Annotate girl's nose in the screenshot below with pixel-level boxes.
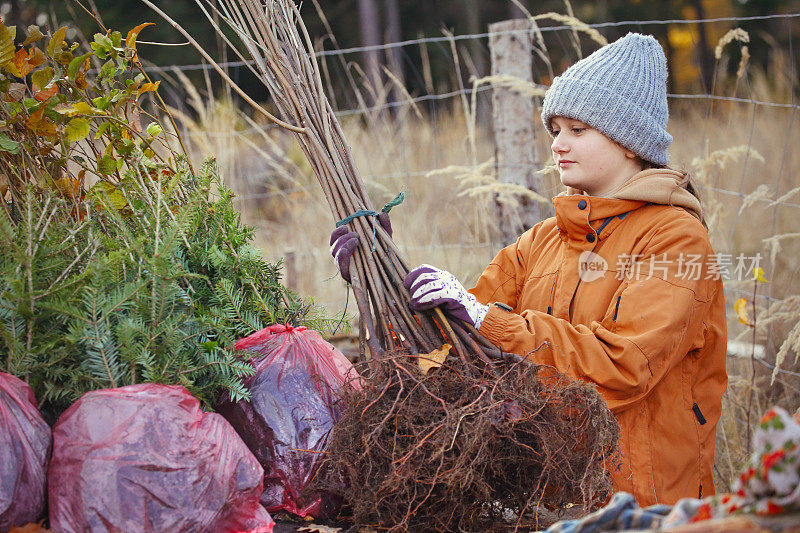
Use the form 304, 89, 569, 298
551, 134, 568, 153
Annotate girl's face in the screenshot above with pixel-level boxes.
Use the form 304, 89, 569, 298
550, 116, 642, 197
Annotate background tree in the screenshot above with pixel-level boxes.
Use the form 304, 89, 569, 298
358, 0, 382, 103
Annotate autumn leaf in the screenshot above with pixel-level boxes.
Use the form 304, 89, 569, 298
65, 117, 91, 142
55, 101, 103, 117
146, 122, 162, 137
735, 298, 752, 326
47, 26, 67, 58
53, 176, 82, 198
22, 25, 44, 46
34, 84, 57, 101
126, 22, 154, 50
753, 267, 768, 283
9, 48, 33, 77
97, 154, 118, 175
0, 24, 15, 68
25, 107, 57, 137
5, 82, 25, 101
31, 66, 54, 89
67, 53, 90, 80
90, 180, 127, 210
419, 344, 451, 374
5, 47, 44, 78
136, 81, 160, 98
28, 48, 46, 68
75, 70, 88, 90
94, 122, 111, 139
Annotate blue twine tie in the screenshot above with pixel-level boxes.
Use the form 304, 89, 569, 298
335, 192, 404, 252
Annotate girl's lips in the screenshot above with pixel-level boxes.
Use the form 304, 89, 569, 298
558, 160, 575, 167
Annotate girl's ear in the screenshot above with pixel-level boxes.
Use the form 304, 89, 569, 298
624, 149, 638, 160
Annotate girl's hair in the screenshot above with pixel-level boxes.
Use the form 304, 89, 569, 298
643, 161, 707, 229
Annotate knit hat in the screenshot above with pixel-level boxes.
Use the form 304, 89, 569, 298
541, 32, 672, 166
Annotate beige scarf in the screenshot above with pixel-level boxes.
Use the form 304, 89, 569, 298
561, 168, 703, 222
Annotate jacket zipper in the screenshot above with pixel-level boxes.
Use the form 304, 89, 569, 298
568, 212, 631, 322
692, 402, 707, 425
568, 240, 599, 322
547, 272, 558, 315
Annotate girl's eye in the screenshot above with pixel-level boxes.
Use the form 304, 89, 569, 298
572, 127, 585, 134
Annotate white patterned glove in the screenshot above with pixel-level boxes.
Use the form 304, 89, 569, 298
403, 264, 489, 329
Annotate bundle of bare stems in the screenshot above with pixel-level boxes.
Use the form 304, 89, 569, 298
137, 3, 623, 526
141, 0, 517, 367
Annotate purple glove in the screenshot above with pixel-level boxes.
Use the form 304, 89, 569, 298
403, 264, 489, 328
329, 213, 392, 283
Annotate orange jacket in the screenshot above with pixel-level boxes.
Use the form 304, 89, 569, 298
470, 170, 727, 506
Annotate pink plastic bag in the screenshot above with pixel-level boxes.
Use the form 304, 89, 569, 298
218, 324, 359, 518
0, 372, 51, 530
48, 383, 274, 533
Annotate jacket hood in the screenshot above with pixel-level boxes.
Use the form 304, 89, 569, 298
560, 168, 703, 222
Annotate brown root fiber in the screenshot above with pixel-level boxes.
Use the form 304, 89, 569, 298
316, 353, 621, 532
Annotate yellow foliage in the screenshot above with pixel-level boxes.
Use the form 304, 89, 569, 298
418, 344, 450, 374
126, 22, 154, 50
0, 23, 15, 68
734, 298, 751, 326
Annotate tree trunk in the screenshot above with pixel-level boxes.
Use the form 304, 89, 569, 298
464, 0, 485, 78
690, 0, 715, 92
358, 0, 383, 102
384, 0, 405, 97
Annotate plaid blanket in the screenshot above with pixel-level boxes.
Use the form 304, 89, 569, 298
544, 492, 671, 532
545, 406, 800, 532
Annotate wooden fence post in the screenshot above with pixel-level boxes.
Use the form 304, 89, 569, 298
284, 251, 297, 292
489, 19, 548, 246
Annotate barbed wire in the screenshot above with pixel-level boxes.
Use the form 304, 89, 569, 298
180, 85, 800, 139
140, 12, 800, 73
755, 357, 800, 378
227, 162, 800, 210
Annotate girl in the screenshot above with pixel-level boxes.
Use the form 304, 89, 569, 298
332, 33, 727, 506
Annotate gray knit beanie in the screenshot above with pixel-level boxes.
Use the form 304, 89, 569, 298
541, 32, 672, 166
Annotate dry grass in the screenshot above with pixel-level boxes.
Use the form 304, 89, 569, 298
163, 24, 800, 498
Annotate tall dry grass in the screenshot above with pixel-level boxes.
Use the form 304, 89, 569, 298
164, 23, 800, 495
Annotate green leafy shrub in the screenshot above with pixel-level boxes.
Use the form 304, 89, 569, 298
0, 160, 324, 415
0, 23, 332, 415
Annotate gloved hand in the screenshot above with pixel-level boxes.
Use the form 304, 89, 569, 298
329, 213, 392, 283
403, 264, 489, 329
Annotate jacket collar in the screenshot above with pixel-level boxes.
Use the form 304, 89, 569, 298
553, 196, 645, 242
558, 168, 703, 222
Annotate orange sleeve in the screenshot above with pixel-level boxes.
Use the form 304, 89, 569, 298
468, 225, 539, 308
476, 219, 723, 413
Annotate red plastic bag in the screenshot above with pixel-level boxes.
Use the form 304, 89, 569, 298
48, 384, 274, 533
217, 324, 360, 518
0, 372, 50, 530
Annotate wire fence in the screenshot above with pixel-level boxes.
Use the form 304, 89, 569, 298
151, 11, 800, 377
140, 13, 800, 73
